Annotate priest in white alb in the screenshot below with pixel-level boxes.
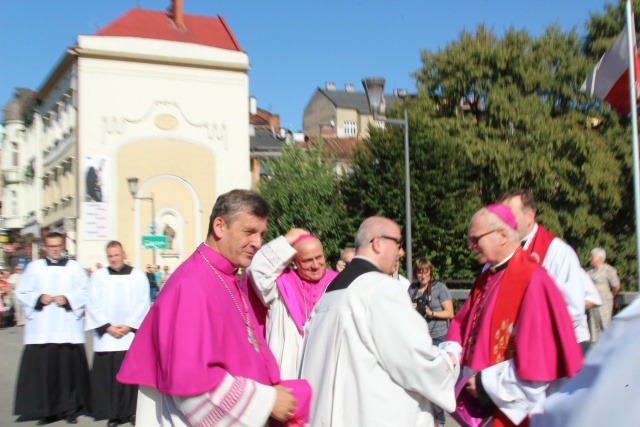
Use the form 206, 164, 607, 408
85, 241, 150, 427
299, 216, 456, 427
14, 232, 91, 425
246, 229, 337, 378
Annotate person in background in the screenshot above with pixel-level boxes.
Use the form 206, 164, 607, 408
8, 264, 25, 326
499, 189, 591, 354
159, 266, 171, 291
86, 241, 149, 427
145, 265, 158, 303
0, 269, 13, 328
586, 247, 621, 341
153, 265, 162, 287
14, 232, 91, 425
335, 247, 355, 273
408, 257, 453, 427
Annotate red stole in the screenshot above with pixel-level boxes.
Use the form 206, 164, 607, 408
467, 249, 539, 427
525, 225, 556, 265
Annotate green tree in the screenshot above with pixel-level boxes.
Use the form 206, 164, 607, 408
258, 141, 352, 265
343, 18, 635, 283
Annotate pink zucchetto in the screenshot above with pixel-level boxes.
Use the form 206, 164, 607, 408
485, 203, 518, 231
292, 233, 317, 246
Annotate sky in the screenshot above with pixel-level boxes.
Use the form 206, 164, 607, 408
0, 0, 614, 131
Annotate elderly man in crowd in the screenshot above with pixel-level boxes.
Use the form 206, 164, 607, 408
299, 216, 456, 426
246, 229, 337, 378
335, 247, 355, 272
442, 204, 582, 427
117, 189, 308, 426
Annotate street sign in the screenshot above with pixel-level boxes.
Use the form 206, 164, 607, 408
141, 235, 167, 249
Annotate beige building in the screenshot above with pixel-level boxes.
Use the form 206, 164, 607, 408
1, 2, 254, 270
302, 82, 406, 139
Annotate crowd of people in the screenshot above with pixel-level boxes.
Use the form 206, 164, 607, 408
5, 187, 633, 427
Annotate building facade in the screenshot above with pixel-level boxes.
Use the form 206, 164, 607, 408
1, 3, 253, 270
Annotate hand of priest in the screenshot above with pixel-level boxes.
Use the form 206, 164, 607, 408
284, 228, 310, 246
39, 294, 54, 305
447, 352, 458, 367
107, 325, 124, 339
271, 385, 297, 422
115, 325, 132, 335
53, 295, 68, 306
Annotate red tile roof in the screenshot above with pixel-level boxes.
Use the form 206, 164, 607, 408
95, 8, 242, 51
306, 136, 361, 160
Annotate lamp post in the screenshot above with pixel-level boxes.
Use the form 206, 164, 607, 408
362, 77, 412, 280
126, 177, 156, 264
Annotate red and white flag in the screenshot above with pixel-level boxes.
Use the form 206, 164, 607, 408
581, 23, 640, 115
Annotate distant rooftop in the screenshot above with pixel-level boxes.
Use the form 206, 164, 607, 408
318, 88, 400, 114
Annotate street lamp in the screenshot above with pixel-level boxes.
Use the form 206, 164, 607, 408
126, 177, 156, 264
362, 77, 412, 280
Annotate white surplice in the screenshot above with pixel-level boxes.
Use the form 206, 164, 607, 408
246, 236, 303, 378
532, 296, 640, 427
16, 258, 88, 344
85, 267, 150, 352
523, 224, 590, 343
299, 268, 456, 427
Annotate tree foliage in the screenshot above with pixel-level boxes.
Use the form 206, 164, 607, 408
257, 141, 352, 266
262, 0, 640, 285
343, 4, 637, 284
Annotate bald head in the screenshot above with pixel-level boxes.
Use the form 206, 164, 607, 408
355, 216, 405, 275
293, 236, 327, 282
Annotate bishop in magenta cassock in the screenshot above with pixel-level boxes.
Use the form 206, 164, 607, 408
117, 190, 310, 427
441, 204, 583, 427
245, 229, 337, 378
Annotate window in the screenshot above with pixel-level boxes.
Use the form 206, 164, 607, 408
344, 121, 357, 136
11, 143, 18, 166
11, 191, 17, 216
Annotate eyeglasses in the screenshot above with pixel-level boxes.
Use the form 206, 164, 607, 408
370, 235, 403, 248
468, 229, 498, 246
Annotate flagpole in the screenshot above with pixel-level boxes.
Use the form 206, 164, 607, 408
625, 0, 640, 291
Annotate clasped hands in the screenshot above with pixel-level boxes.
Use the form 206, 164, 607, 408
106, 325, 132, 339
39, 294, 68, 306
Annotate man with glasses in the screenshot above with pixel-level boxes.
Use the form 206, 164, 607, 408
245, 228, 338, 378
14, 232, 91, 425
299, 216, 456, 427
441, 204, 582, 427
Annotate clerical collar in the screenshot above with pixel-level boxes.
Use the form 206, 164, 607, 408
108, 265, 134, 275
46, 257, 69, 267
489, 250, 517, 273
521, 223, 539, 249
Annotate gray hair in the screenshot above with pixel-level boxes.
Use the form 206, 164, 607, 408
591, 247, 606, 262
208, 189, 269, 237
476, 208, 520, 243
340, 247, 356, 260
